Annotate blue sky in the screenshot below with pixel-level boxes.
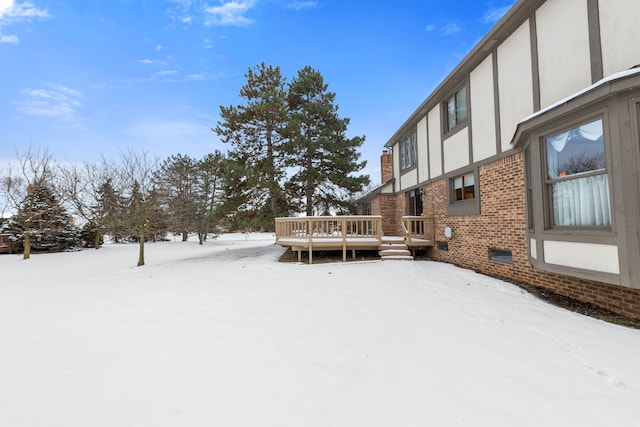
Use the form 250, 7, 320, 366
1, 0, 514, 184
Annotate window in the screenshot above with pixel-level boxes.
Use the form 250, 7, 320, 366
452, 172, 475, 201
400, 130, 417, 170
447, 169, 480, 216
446, 86, 468, 132
544, 118, 610, 227
437, 241, 449, 251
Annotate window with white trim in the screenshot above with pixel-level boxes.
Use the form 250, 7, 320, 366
544, 117, 610, 227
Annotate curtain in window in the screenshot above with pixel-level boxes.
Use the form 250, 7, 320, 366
551, 174, 610, 226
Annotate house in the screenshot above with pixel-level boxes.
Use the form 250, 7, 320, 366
356, 0, 640, 320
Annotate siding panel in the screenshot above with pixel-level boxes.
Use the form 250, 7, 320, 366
428, 107, 442, 178
536, 0, 591, 108
497, 21, 534, 151
599, 0, 640, 76
470, 54, 497, 162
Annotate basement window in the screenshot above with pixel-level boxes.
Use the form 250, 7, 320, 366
489, 248, 513, 264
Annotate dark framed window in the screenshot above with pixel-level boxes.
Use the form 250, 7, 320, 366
447, 169, 480, 216
445, 86, 468, 132
399, 130, 417, 170
543, 117, 610, 228
452, 172, 475, 201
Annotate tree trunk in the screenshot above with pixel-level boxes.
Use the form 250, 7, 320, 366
182, 231, 188, 241
137, 234, 145, 266
305, 152, 314, 216
23, 231, 31, 260
94, 230, 101, 250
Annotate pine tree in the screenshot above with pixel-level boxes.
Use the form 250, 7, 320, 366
214, 62, 291, 229
196, 151, 225, 243
155, 154, 200, 241
286, 66, 370, 215
12, 185, 81, 253
98, 177, 127, 243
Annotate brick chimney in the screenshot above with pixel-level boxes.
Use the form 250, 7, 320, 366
381, 150, 393, 183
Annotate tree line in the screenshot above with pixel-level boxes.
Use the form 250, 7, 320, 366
0, 148, 227, 266
0, 63, 370, 265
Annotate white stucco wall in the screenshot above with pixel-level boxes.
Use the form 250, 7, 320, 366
470, 54, 497, 163
443, 128, 470, 173
428, 107, 442, 178
497, 21, 534, 152
400, 168, 418, 191
599, 0, 640, 76
536, 0, 591, 108
543, 240, 620, 275
417, 116, 429, 183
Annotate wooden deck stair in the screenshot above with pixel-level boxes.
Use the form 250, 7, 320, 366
379, 236, 413, 261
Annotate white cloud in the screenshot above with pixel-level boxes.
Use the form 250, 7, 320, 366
137, 58, 167, 66
482, 3, 514, 24
15, 83, 84, 123
0, 0, 50, 43
0, 33, 17, 42
441, 22, 461, 35
156, 69, 178, 76
287, 1, 318, 10
204, 0, 255, 26
425, 24, 436, 32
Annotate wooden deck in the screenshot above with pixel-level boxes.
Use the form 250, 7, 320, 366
275, 215, 434, 263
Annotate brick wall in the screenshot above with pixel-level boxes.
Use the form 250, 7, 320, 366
415, 152, 640, 321
381, 151, 393, 183
374, 194, 400, 236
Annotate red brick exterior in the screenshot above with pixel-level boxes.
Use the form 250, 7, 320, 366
381, 151, 393, 183
373, 152, 640, 320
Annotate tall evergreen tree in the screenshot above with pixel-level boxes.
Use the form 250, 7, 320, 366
214, 62, 290, 229
155, 154, 199, 241
286, 66, 370, 215
196, 151, 225, 243
98, 177, 127, 243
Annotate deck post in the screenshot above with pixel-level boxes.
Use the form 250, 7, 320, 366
342, 217, 347, 262
308, 217, 313, 264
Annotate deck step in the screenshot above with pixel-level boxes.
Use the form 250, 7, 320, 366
379, 236, 413, 261
381, 255, 414, 261
379, 249, 411, 257
379, 243, 408, 250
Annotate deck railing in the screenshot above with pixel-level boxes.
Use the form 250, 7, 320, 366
402, 215, 435, 246
275, 215, 383, 263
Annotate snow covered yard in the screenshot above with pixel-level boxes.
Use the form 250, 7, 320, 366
1, 233, 639, 427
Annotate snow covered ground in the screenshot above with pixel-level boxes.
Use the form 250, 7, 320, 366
1, 233, 639, 427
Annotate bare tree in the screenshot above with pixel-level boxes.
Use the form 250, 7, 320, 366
59, 160, 117, 249
117, 150, 166, 266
